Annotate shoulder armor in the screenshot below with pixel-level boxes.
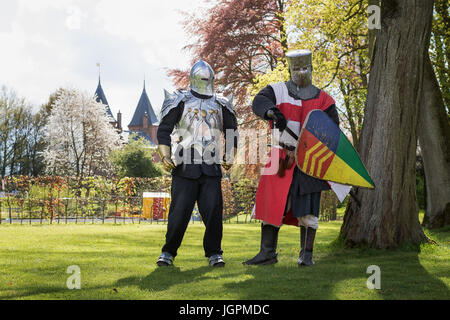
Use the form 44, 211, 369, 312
160, 89, 191, 119
215, 94, 236, 116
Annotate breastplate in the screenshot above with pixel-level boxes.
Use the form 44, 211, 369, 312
173, 95, 223, 165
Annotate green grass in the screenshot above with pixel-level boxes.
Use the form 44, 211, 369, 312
0, 220, 448, 300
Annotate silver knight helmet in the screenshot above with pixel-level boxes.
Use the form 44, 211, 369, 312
286, 49, 313, 88
190, 60, 215, 96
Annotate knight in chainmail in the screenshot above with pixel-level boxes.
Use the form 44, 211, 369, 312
243, 50, 339, 267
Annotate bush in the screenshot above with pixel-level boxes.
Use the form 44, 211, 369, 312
110, 136, 163, 178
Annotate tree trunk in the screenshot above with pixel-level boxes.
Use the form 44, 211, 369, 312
340, 0, 433, 248
419, 53, 450, 229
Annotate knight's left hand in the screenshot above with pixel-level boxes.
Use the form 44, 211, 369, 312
222, 162, 233, 171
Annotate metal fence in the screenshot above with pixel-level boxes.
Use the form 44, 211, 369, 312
0, 195, 259, 225
0, 188, 342, 225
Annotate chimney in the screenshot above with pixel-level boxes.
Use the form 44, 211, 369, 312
117, 110, 122, 132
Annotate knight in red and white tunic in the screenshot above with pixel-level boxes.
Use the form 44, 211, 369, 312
243, 50, 339, 267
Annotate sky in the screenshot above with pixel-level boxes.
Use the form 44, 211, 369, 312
0, 0, 212, 128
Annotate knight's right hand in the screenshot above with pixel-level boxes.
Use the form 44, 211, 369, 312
266, 108, 287, 131
162, 158, 176, 172
158, 145, 176, 172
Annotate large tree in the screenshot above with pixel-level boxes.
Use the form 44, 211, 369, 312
418, 0, 450, 229
19, 90, 58, 176
340, 0, 433, 248
42, 88, 120, 180
0, 86, 58, 177
0, 86, 32, 177
418, 53, 450, 228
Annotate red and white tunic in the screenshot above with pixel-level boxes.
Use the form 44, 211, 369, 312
254, 82, 335, 227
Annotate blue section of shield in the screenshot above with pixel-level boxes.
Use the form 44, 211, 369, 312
304, 110, 340, 153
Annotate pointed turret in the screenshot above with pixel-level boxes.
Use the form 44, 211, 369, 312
95, 76, 116, 123
128, 80, 158, 127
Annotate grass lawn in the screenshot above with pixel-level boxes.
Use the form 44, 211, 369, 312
0, 219, 448, 300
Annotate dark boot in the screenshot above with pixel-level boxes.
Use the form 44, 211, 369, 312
298, 227, 316, 267
298, 226, 306, 263
243, 224, 279, 265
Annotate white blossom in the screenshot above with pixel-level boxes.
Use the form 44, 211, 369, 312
42, 88, 121, 177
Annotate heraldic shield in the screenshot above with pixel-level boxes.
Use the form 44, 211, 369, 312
295, 110, 375, 189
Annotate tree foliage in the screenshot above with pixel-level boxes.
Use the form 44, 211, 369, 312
169, 0, 288, 119
252, 0, 369, 145
110, 136, 163, 178
0, 86, 49, 177
0, 87, 29, 177
23, 89, 61, 176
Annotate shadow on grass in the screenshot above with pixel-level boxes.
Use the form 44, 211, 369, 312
111, 225, 449, 300
220, 243, 450, 300
0, 274, 112, 300
115, 265, 235, 294
0, 286, 71, 300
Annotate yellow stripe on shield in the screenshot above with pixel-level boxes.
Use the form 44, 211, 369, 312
302, 141, 323, 172
316, 150, 334, 178
308, 146, 329, 176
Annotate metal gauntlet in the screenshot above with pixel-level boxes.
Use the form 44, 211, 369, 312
158, 144, 176, 172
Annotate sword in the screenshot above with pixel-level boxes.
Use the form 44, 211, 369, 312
277, 126, 298, 176
283, 126, 299, 141
278, 126, 299, 152
266, 109, 299, 141
266, 110, 299, 175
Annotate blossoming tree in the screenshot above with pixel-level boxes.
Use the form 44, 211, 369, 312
42, 88, 121, 180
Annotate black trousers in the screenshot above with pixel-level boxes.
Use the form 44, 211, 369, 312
161, 174, 223, 258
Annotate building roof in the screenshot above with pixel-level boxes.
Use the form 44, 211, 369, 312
128, 81, 158, 127
124, 130, 156, 146
95, 77, 116, 122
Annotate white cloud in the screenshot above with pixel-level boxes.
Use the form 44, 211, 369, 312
0, 0, 213, 127
65, 5, 87, 30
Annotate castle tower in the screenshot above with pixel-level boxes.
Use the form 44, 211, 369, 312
128, 80, 159, 145
94, 76, 122, 133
